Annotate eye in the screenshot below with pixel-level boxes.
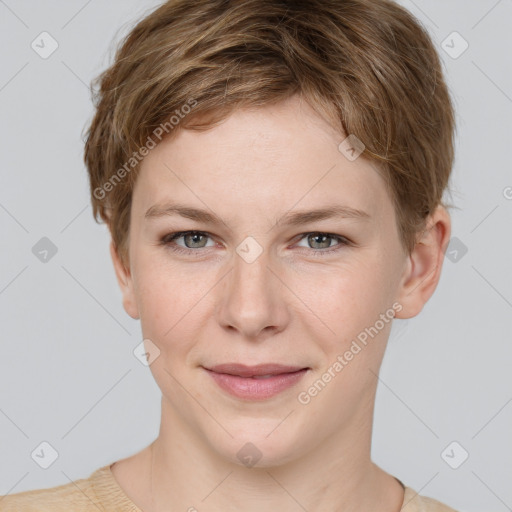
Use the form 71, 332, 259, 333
160, 231, 215, 254
295, 232, 349, 255
159, 230, 351, 257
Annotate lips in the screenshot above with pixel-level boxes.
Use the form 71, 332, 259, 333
203, 364, 310, 400
205, 363, 308, 378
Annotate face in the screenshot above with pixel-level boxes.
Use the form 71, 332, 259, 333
112, 94, 449, 467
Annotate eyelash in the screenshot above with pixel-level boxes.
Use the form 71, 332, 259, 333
159, 230, 351, 258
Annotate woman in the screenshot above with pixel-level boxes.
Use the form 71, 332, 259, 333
0, 0, 460, 510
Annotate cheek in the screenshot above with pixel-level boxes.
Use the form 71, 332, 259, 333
132, 260, 182, 336
293, 257, 393, 326
132, 256, 217, 350
291, 258, 398, 380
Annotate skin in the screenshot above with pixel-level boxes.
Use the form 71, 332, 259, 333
109, 94, 451, 512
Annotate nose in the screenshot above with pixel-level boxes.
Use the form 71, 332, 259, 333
215, 244, 290, 340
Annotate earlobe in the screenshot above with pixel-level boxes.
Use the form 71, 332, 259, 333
109, 240, 140, 320
395, 205, 451, 319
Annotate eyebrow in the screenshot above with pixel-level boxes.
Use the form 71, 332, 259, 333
144, 202, 371, 226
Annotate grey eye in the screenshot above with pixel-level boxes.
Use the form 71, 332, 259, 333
181, 232, 211, 248
296, 233, 340, 249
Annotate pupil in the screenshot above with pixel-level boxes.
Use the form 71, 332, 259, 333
313, 234, 328, 248
188, 233, 203, 247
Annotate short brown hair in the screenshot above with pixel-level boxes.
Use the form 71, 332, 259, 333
83, 0, 456, 269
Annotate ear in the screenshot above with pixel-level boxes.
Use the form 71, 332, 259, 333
110, 240, 140, 320
395, 205, 451, 319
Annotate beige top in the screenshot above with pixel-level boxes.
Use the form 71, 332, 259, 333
0, 464, 459, 511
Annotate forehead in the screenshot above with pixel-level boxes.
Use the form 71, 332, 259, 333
132, 96, 394, 226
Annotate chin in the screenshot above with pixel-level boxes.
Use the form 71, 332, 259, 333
206, 421, 307, 469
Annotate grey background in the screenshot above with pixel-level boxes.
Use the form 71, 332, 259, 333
0, 1, 511, 510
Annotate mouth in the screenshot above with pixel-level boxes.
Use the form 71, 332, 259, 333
202, 363, 310, 400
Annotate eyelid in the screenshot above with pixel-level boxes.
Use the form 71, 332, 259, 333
293, 232, 350, 246
161, 230, 217, 248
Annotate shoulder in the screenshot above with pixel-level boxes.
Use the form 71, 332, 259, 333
403, 486, 460, 511
0, 466, 110, 512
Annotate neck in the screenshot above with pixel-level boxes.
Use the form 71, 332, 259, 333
147, 397, 404, 512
